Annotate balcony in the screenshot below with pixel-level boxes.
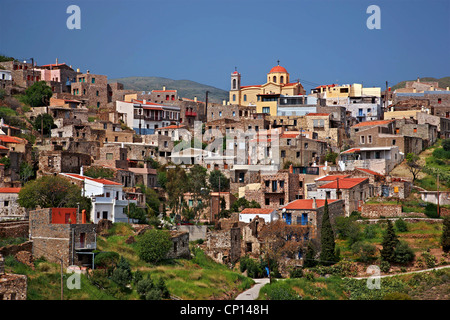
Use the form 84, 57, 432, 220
75, 242, 96, 250
185, 111, 197, 117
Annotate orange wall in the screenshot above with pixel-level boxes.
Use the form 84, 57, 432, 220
51, 208, 77, 224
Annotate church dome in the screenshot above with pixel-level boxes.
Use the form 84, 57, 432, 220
270, 65, 288, 73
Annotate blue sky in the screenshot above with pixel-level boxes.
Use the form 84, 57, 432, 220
0, 0, 449, 93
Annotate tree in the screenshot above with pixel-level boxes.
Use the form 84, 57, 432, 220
126, 202, 148, 224
17, 175, 91, 212
394, 241, 415, 264
136, 229, 172, 263
166, 166, 187, 215
209, 169, 230, 192
185, 164, 210, 219
319, 199, 338, 266
303, 241, 318, 268
441, 216, 450, 253
20, 81, 53, 108
405, 153, 422, 182
380, 220, 399, 263
32, 113, 56, 136
441, 139, 450, 152
84, 166, 115, 179
111, 256, 133, 287
19, 162, 34, 185
138, 183, 160, 216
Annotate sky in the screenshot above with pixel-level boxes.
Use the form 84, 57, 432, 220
0, 0, 449, 93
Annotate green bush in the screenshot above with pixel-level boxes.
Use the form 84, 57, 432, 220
351, 241, 377, 262
136, 229, 172, 263
363, 224, 378, 239
432, 147, 450, 160
380, 261, 391, 273
395, 218, 408, 232
421, 251, 437, 268
289, 268, 304, 279
94, 251, 120, 270
394, 241, 415, 265
259, 280, 301, 300
425, 203, 439, 218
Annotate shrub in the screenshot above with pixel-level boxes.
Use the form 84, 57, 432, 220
394, 241, 415, 265
111, 257, 132, 287
380, 261, 391, 273
395, 218, 408, 232
441, 217, 450, 253
260, 281, 301, 300
289, 268, 304, 279
425, 203, 439, 218
136, 276, 169, 300
136, 229, 172, 263
421, 251, 437, 268
351, 241, 377, 262
363, 224, 377, 239
94, 251, 120, 270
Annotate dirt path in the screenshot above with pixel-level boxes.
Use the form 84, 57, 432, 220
235, 278, 270, 300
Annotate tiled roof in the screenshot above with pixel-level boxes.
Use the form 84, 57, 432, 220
305, 113, 330, 116
0, 187, 21, 193
341, 148, 360, 154
356, 168, 383, 176
240, 208, 274, 215
283, 199, 339, 210
352, 120, 393, 128
318, 178, 368, 189
156, 125, 186, 130
0, 135, 21, 143
62, 173, 122, 186
317, 175, 351, 181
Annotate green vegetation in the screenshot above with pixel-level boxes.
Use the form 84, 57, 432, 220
391, 76, 450, 91
84, 166, 115, 179
416, 139, 450, 191
319, 200, 339, 266
19, 81, 53, 108
17, 175, 92, 213
32, 113, 56, 136
136, 229, 172, 263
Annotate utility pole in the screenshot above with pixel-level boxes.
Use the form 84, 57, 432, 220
205, 91, 209, 118
384, 80, 389, 114
60, 256, 64, 300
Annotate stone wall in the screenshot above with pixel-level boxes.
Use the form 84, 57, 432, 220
166, 231, 190, 259
177, 225, 208, 241
360, 204, 427, 218
205, 227, 241, 265
0, 241, 33, 257
0, 254, 27, 300
0, 221, 29, 238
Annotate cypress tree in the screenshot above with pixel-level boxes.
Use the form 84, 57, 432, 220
441, 217, 450, 253
303, 241, 317, 268
380, 220, 399, 263
319, 199, 337, 266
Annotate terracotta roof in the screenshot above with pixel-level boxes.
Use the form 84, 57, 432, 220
281, 132, 300, 139
305, 113, 330, 116
0, 135, 21, 143
283, 199, 339, 210
341, 148, 360, 154
0, 187, 21, 193
0, 145, 9, 150
156, 125, 186, 130
63, 173, 122, 186
356, 168, 383, 176
352, 120, 393, 128
1, 123, 20, 130
270, 65, 288, 73
318, 178, 368, 189
240, 208, 275, 215
317, 175, 351, 181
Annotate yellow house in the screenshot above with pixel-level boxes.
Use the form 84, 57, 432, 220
229, 63, 306, 108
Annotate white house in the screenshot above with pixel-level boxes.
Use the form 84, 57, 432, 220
59, 172, 137, 224
239, 208, 279, 224
116, 99, 181, 135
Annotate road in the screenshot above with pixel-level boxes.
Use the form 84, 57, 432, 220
235, 278, 270, 300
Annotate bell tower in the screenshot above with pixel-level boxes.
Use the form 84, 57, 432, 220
230, 67, 241, 104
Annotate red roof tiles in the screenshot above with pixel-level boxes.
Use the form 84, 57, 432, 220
318, 178, 368, 189
283, 199, 339, 210
352, 120, 393, 128
0, 188, 21, 193
63, 173, 122, 185
240, 208, 275, 215
317, 175, 351, 181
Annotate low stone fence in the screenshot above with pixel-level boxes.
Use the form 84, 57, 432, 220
0, 220, 29, 238
0, 241, 33, 257
361, 204, 427, 219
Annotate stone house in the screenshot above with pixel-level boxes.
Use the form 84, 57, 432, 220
166, 231, 190, 259
278, 131, 329, 167
308, 177, 372, 216
280, 198, 345, 250
38, 146, 93, 177
304, 113, 344, 147
70, 71, 109, 108
0, 187, 27, 221
29, 208, 97, 268
205, 226, 241, 265
393, 119, 438, 149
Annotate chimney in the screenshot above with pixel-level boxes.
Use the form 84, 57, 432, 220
194, 96, 197, 102
81, 210, 86, 224
163, 86, 166, 91
86, 70, 90, 74
312, 197, 317, 209
223, 100, 226, 105
77, 68, 80, 72
56, 58, 58, 65
289, 164, 293, 174
143, 99, 147, 104
80, 166, 84, 176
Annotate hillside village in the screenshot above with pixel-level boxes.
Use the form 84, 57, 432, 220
1, 56, 450, 300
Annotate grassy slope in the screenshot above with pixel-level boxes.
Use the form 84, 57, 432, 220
109, 76, 229, 104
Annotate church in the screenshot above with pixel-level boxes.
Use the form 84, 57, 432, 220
229, 62, 306, 108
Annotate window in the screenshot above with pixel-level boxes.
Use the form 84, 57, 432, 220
243, 95, 247, 102
273, 76, 277, 83
413, 128, 417, 133
280, 180, 285, 188
219, 111, 222, 117
296, 151, 300, 158
232, 111, 235, 117
91, 78, 95, 84
326, 191, 331, 199
262, 107, 270, 114
360, 136, 365, 144
287, 139, 291, 146
96, 90, 99, 96
232, 94, 236, 101
265, 198, 270, 205
438, 98, 442, 104
106, 153, 113, 160
4, 201, 9, 207
392, 139, 396, 145
279, 198, 284, 205
368, 135, 372, 144
272, 180, 277, 192
304, 143, 308, 149
281, 150, 286, 158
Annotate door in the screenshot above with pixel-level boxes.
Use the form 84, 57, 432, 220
382, 185, 389, 197
79, 233, 85, 248
301, 213, 308, 226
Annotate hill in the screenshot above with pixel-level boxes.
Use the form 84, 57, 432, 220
109, 76, 229, 104
391, 76, 450, 91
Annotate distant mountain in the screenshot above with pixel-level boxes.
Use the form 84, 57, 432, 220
109, 76, 229, 104
391, 76, 450, 91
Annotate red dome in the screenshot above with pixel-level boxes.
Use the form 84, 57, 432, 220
270, 65, 287, 73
